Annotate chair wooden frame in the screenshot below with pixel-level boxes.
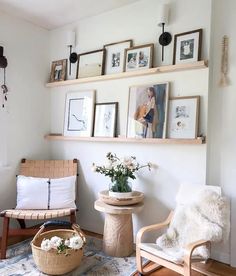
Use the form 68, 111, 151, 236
136, 211, 211, 276
0, 159, 78, 259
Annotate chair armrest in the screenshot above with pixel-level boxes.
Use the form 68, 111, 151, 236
183, 239, 211, 264
136, 211, 173, 244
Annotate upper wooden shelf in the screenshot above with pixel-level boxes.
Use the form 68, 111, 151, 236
46, 60, 208, 88
45, 134, 205, 144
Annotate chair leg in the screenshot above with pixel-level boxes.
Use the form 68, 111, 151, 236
70, 210, 76, 224
136, 247, 161, 275
17, 219, 26, 229
1, 216, 9, 259
183, 259, 191, 276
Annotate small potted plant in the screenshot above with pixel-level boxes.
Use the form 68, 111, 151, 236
92, 152, 152, 198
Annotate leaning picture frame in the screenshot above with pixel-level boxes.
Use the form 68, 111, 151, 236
77, 49, 105, 78
103, 40, 133, 75
126, 82, 169, 139
124, 43, 154, 72
63, 90, 95, 137
93, 102, 118, 137
173, 29, 203, 65
167, 96, 200, 139
49, 59, 67, 82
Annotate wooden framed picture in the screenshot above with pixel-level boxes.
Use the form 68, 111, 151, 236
77, 49, 105, 78
104, 40, 133, 75
124, 43, 154, 72
93, 102, 118, 137
126, 82, 169, 139
167, 96, 200, 138
173, 29, 202, 65
50, 59, 67, 82
63, 90, 95, 137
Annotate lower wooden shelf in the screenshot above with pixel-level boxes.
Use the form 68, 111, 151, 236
44, 134, 205, 144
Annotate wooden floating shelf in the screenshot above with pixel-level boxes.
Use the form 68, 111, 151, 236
46, 60, 208, 88
45, 134, 205, 144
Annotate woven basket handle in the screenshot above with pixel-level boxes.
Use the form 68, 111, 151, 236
72, 224, 86, 245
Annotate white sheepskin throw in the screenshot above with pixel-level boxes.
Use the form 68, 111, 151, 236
156, 190, 230, 261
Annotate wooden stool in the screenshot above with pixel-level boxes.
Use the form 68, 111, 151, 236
94, 200, 144, 257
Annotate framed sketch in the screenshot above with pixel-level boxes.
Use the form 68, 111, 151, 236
173, 29, 202, 64
167, 96, 200, 138
77, 49, 105, 78
104, 40, 132, 75
127, 82, 169, 139
93, 102, 118, 137
63, 90, 95, 137
124, 44, 154, 72
50, 59, 67, 82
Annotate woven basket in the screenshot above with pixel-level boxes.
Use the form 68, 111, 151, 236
31, 221, 86, 275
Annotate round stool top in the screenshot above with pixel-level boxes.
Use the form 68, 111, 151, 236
94, 199, 144, 215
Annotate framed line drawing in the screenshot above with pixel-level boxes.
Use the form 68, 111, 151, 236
167, 96, 200, 138
63, 90, 95, 137
127, 82, 169, 139
103, 40, 132, 75
77, 49, 105, 78
93, 102, 118, 137
173, 29, 202, 65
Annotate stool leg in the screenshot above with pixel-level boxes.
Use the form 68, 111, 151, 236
1, 216, 9, 259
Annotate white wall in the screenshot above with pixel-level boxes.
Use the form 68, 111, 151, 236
0, 11, 50, 225
207, 0, 236, 266
49, 0, 211, 254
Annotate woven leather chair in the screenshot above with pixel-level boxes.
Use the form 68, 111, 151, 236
0, 159, 78, 259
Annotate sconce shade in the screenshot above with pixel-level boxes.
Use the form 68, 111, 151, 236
0, 46, 8, 69
66, 31, 76, 47
158, 4, 169, 26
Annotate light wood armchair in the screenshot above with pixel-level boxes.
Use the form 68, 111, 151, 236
0, 159, 78, 259
136, 211, 211, 276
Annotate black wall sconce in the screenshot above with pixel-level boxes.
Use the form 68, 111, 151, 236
158, 4, 172, 62
0, 46, 8, 108
0, 46, 8, 69
66, 31, 78, 75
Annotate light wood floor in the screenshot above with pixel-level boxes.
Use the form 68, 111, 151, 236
1, 230, 236, 275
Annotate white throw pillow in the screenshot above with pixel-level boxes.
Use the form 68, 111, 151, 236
16, 175, 49, 209
49, 175, 77, 209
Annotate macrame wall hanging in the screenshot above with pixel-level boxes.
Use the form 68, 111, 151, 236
0, 46, 8, 108
219, 35, 229, 87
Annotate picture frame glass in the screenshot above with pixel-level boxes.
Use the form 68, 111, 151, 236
125, 45, 153, 72
167, 97, 199, 138
104, 41, 132, 75
77, 50, 104, 78
63, 90, 95, 137
93, 102, 117, 137
127, 83, 169, 138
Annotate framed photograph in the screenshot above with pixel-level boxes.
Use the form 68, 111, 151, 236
124, 43, 154, 72
167, 96, 200, 139
50, 59, 67, 82
77, 49, 105, 78
93, 102, 118, 137
104, 40, 133, 75
63, 90, 95, 137
126, 82, 169, 139
173, 29, 202, 65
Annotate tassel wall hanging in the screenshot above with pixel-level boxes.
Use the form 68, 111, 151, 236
219, 35, 229, 87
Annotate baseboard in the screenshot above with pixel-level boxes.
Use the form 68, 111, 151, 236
211, 250, 230, 264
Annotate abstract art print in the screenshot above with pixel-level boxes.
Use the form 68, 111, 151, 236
104, 40, 132, 74
173, 29, 202, 64
63, 90, 95, 137
93, 102, 118, 137
167, 96, 200, 138
127, 83, 169, 139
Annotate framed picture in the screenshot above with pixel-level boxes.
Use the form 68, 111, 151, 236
124, 43, 154, 72
167, 96, 200, 139
63, 90, 95, 137
77, 49, 105, 78
50, 59, 67, 82
93, 102, 118, 137
126, 82, 169, 139
173, 29, 202, 65
104, 40, 133, 75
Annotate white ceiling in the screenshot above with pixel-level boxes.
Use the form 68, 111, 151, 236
0, 0, 140, 30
